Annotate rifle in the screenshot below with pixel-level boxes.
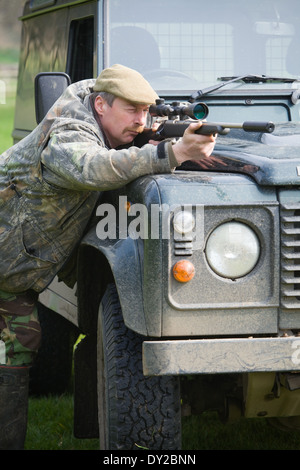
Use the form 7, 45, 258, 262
155, 119, 275, 138
148, 99, 275, 138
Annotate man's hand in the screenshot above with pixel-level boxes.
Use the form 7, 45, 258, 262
172, 121, 216, 165
148, 121, 161, 146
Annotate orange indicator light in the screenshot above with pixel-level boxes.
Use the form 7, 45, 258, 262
172, 260, 195, 283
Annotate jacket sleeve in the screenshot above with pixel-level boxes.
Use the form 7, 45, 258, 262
40, 120, 176, 191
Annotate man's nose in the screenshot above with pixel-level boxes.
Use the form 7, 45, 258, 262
134, 111, 147, 126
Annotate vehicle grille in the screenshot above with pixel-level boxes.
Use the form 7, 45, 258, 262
281, 202, 300, 310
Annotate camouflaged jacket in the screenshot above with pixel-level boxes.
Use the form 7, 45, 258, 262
0, 79, 175, 293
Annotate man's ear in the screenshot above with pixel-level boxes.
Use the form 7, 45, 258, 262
94, 95, 106, 115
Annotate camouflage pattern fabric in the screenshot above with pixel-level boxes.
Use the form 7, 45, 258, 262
0, 79, 173, 294
0, 290, 40, 366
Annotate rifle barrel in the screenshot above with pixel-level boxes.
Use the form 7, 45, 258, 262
201, 121, 274, 133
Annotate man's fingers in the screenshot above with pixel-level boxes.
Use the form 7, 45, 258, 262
151, 121, 161, 132
149, 139, 160, 146
185, 121, 203, 133
185, 121, 216, 141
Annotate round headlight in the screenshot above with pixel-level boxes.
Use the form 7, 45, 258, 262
173, 211, 195, 235
205, 221, 260, 279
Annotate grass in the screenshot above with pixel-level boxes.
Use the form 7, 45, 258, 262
182, 414, 300, 450
25, 393, 300, 450
2, 71, 300, 451
25, 394, 99, 450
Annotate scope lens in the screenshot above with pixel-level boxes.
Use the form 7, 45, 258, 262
193, 103, 208, 120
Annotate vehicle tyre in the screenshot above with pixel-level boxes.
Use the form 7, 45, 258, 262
29, 302, 78, 396
97, 283, 182, 450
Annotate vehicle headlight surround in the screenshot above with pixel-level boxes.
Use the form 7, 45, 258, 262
173, 210, 195, 235
205, 221, 260, 279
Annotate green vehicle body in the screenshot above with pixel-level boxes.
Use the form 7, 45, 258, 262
12, 0, 300, 447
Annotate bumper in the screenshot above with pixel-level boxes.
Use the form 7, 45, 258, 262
143, 336, 300, 376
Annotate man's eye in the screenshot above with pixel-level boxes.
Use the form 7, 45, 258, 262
125, 106, 149, 114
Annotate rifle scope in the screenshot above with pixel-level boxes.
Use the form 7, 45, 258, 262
149, 99, 209, 120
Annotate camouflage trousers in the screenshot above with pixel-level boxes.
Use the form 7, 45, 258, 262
0, 290, 41, 366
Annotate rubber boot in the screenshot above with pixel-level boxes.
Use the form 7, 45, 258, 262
0, 366, 29, 450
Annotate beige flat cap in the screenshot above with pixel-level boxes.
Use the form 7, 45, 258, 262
93, 64, 159, 105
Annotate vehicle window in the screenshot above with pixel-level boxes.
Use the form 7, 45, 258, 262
107, 0, 300, 91
67, 17, 94, 82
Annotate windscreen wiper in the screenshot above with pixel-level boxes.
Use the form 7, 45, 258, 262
189, 74, 296, 102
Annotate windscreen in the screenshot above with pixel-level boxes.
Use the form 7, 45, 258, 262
106, 0, 300, 92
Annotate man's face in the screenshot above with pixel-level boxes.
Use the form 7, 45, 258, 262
95, 95, 149, 148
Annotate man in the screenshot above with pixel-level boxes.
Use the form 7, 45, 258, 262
0, 64, 216, 449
